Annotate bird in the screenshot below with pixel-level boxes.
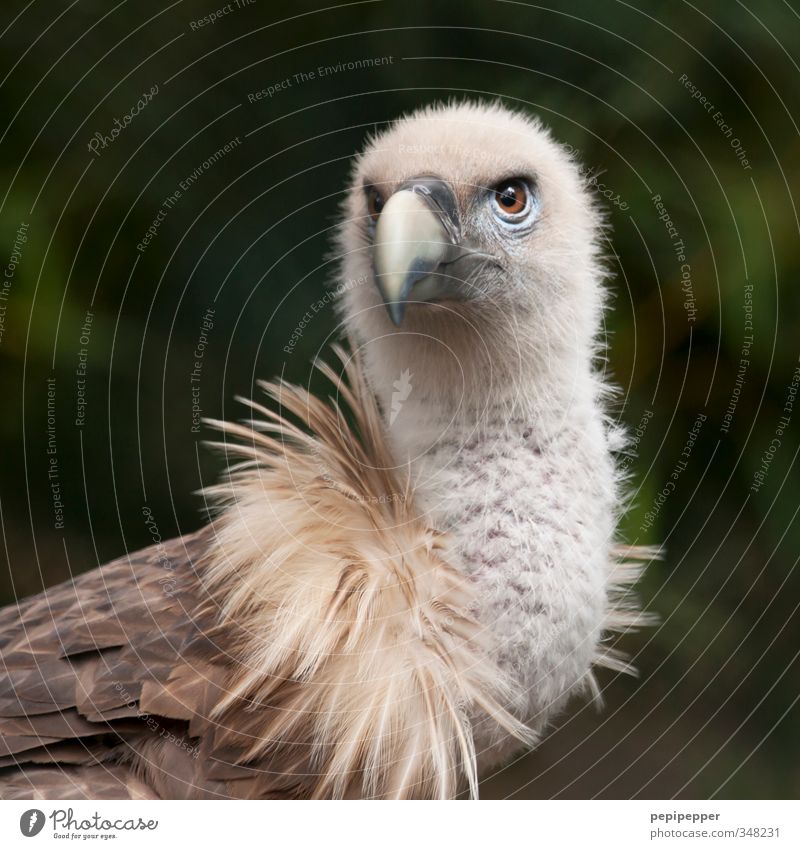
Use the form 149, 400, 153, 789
0, 101, 651, 800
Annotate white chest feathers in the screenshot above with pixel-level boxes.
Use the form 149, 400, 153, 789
389, 403, 618, 763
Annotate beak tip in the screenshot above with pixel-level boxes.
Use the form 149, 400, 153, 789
386, 301, 406, 326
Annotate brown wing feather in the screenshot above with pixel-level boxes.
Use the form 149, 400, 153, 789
0, 530, 240, 799
1, 764, 160, 800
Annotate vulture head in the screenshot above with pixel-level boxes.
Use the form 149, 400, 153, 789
336, 101, 605, 412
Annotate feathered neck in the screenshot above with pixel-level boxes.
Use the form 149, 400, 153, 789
350, 327, 597, 473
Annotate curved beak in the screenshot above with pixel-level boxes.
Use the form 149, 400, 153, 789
372, 179, 462, 326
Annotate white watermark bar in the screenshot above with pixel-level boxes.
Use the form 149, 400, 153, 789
0, 799, 796, 847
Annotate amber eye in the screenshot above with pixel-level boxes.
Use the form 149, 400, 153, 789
367, 187, 385, 220
491, 179, 530, 219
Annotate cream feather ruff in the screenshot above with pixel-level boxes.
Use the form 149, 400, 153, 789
202, 348, 536, 798
201, 347, 653, 798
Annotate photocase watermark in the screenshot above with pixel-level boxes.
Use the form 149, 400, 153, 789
651, 193, 696, 323
561, 144, 630, 211
247, 56, 394, 102
142, 505, 179, 596
87, 84, 159, 157
750, 357, 800, 493
20, 805, 159, 836
640, 412, 706, 532
137, 137, 242, 253
390, 369, 413, 426
19, 809, 45, 837
188, 0, 256, 31
74, 309, 93, 427
587, 173, 629, 211
720, 282, 754, 434
46, 377, 65, 530
190, 306, 215, 433
678, 73, 752, 170
308, 436, 407, 507
0, 220, 28, 346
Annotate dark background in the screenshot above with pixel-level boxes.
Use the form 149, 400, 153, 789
0, 0, 797, 798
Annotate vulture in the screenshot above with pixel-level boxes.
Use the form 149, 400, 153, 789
0, 102, 651, 800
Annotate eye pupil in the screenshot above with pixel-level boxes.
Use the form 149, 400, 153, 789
500, 188, 517, 207
493, 179, 529, 217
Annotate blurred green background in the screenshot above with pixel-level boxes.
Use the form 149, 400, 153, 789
0, 0, 798, 798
